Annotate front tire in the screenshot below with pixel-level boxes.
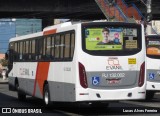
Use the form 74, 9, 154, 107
15, 82, 26, 101
43, 84, 52, 106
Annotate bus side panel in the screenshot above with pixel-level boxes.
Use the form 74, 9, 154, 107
147, 81, 160, 90
48, 62, 76, 102
63, 62, 76, 101
28, 62, 43, 99
8, 64, 17, 91
8, 62, 27, 93
48, 81, 75, 102
146, 57, 160, 91
8, 62, 44, 99
47, 25, 77, 102
8, 75, 16, 91
47, 62, 65, 101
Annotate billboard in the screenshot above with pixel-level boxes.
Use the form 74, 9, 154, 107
85, 28, 123, 50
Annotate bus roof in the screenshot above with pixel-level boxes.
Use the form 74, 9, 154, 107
43, 22, 72, 32
9, 21, 142, 42
9, 31, 43, 42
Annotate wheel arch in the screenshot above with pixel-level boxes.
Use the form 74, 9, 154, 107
14, 77, 18, 90
43, 80, 49, 94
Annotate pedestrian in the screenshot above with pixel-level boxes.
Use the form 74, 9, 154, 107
2, 69, 6, 80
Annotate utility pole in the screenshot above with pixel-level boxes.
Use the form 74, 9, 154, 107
146, 0, 152, 22
146, 0, 152, 34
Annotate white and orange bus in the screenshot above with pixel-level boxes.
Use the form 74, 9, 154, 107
145, 35, 160, 100
8, 21, 146, 106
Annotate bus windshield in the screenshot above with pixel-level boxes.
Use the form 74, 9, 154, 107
146, 35, 160, 59
82, 22, 142, 56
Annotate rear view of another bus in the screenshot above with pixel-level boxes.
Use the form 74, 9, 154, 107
146, 35, 160, 100
76, 22, 146, 103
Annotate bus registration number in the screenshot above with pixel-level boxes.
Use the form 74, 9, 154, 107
102, 73, 125, 78
109, 73, 125, 78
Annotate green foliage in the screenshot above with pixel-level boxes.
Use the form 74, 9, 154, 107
0, 58, 8, 66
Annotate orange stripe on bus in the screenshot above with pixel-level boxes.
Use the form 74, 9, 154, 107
33, 62, 50, 96
43, 29, 57, 35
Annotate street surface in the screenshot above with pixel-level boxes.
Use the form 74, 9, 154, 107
0, 84, 160, 116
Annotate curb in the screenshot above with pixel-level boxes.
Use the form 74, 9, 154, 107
0, 79, 8, 84
0, 81, 8, 84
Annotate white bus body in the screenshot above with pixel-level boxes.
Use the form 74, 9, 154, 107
8, 22, 146, 105
145, 35, 160, 100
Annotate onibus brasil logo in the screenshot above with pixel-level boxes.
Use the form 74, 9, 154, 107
106, 57, 123, 70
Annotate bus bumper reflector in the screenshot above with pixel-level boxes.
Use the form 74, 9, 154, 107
79, 93, 89, 95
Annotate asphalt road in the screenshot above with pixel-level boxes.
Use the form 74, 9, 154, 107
0, 84, 160, 116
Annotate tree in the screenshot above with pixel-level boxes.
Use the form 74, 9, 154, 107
0, 58, 8, 67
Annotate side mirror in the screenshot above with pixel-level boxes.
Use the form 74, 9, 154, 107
146, 13, 152, 22
5, 52, 8, 60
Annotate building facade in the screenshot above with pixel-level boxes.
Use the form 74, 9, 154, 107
0, 19, 42, 53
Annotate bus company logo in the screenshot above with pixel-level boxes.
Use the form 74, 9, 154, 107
2, 108, 42, 114
106, 57, 123, 70
108, 57, 119, 66
2, 108, 11, 113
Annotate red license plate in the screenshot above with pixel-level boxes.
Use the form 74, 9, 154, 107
107, 79, 120, 84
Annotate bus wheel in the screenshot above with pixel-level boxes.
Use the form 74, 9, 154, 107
16, 83, 26, 101
43, 84, 52, 106
146, 91, 155, 100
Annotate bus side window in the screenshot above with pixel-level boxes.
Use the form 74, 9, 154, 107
51, 36, 55, 59
17, 42, 20, 61
23, 41, 26, 60
20, 42, 22, 60
60, 34, 65, 59
29, 41, 32, 60
14, 42, 18, 61
25, 41, 29, 60
55, 35, 60, 59
38, 38, 43, 60
32, 40, 36, 60
71, 33, 75, 59
46, 36, 51, 60
17, 42, 21, 61
42, 38, 46, 60
64, 33, 70, 59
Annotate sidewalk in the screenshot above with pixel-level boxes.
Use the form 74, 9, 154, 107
0, 77, 8, 84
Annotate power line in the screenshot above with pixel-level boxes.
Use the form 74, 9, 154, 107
140, 0, 147, 7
